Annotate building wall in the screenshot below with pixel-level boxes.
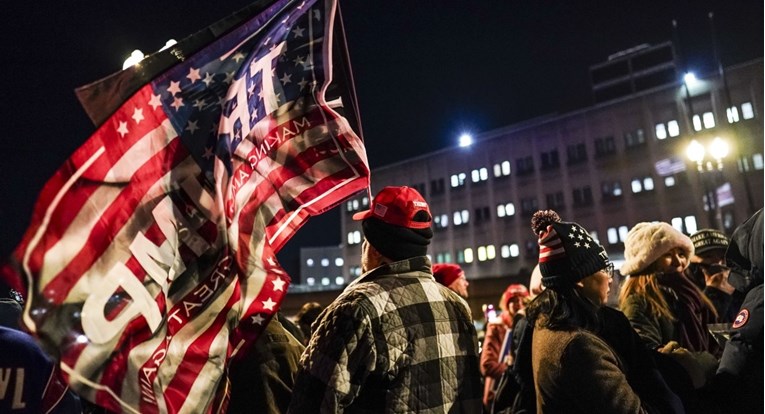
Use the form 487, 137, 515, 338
340, 58, 764, 284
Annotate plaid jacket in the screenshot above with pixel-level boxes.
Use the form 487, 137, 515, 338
287, 256, 482, 413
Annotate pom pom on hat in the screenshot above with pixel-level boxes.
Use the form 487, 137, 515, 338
620, 222, 694, 276
432, 263, 464, 287
531, 210, 610, 288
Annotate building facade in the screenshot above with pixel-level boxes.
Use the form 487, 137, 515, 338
340, 57, 764, 286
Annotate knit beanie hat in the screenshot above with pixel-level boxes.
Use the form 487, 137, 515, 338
690, 228, 729, 255
354, 186, 433, 261
499, 284, 530, 312
531, 210, 610, 288
432, 263, 464, 287
620, 222, 694, 276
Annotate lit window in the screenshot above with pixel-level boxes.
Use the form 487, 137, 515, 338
471, 169, 480, 182
347, 230, 361, 245
480, 167, 488, 180
685, 216, 698, 234
727, 106, 740, 123
608, 228, 618, 244
453, 211, 462, 225
464, 248, 474, 263
478, 246, 487, 261
613, 184, 622, 197
665, 176, 676, 187
753, 153, 764, 170
631, 179, 642, 193
643, 177, 654, 191
335, 257, 344, 267
307, 277, 315, 286
668, 120, 679, 137
497, 205, 505, 218
321, 277, 330, 286
741, 102, 754, 119
692, 115, 702, 131
590, 231, 599, 244
321, 258, 329, 267
335, 276, 344, 285
362, 197, 369, 206
703, 112, 715, 129
306, 258, 314, 267
619, 226, 629, 242
487, 245, 496, 259
451, 174, 459, 187
672, 217, 683, 232
655, 123, 667, 140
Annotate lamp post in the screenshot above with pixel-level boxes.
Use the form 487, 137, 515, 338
686, 137, 729, 230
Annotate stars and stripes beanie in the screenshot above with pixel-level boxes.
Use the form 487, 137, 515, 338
531, 210, 610, 288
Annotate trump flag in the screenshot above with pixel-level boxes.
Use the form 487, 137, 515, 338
9, 0, 368, 412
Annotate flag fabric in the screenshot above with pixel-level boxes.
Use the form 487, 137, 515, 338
10, 0, 368, 412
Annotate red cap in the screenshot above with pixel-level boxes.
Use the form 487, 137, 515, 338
432, 263, 464, 286
352, 186, 432, 229
499, 284, 529, 311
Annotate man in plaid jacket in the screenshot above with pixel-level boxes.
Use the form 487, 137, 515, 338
287, 186, 482, 413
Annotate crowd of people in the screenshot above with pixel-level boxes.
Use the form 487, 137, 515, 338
1, 185, 762, 413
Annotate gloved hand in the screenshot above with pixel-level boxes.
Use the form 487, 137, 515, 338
659, 341, 718, 389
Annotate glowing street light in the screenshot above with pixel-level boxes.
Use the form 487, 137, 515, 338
122, 49, 145, 69
458, 133, 473, 147
683, 72, 697, 86
685, 136, 730, 230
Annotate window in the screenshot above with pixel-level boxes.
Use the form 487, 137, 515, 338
737, 153, 765, 172
664, 176, 676, 187
474, 206, 491, 223
692, 111, 716, 131
516, 156, 534, 175
457, 248, 474, 264
540, 150, 560, 170
573, 186, 593, 206
631, 176, 655, 193
453, 209, 469, 226
306, 258, 314, 267
493, 160, 511, 177
671, 216, 698, 234
450, 172, 467, 188
335, 257, 344, 267
607, 225, 629, 244
335, 276, 345, 285
654, 120, 680, 140
567, 143, 587, 164
595, 136, 616, 157
521, 198, 538, 215
545, 191, 564, 209
500, 243, 520, 258
497, 202, 515, 218
741, 102, 755, 119
471, 167, 489, 183
321, 258, 329, 267
434, 213, 449, 229
624, 128, 646, 148
477, 245, 496, 261
436, 252, 452, 263
349, 266, 362, 277
430, 178, 445, 195
346, 199, 360, 212
306, 277, 315, 286
601, 180, 623, 198
727, 106, 740, 123
347, 230, 361, 245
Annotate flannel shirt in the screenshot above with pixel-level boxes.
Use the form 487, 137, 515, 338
287, 256, 482, 413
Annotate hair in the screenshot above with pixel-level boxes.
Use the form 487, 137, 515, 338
618, 260, 718, 321
526, 284, 601, 332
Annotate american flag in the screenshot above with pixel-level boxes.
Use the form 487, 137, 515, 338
9, 0, 368, 412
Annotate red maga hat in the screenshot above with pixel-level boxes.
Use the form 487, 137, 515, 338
352, 186, 431, 229
432, 263, 464, 286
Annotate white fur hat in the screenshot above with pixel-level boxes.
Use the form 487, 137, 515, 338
620, 222, 694, 276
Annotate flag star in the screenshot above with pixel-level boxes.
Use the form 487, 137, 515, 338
117, 121, 129, 137
262, 298, 277, 311
248, 82, 256, 98
280, 73, 292, 85
574, 242, 581, 247
232, 52, 246, 63
149, 94, 162, 110
193, 99, 207, 110
272, 277, 286, 292
171, 97, 184, 111
293, 55, 305, 67
313, 9, 321, 20
202, 146, 214, 160
571, 225, 578, 233
187, 67, 201, 83
578, 234, 584, 240
224, 72, 235, 84
202, 72, 215, 87
298, 77, 308, 90
167, 80, 182, 95
584, 243, 590, 248
251, 314, 265, 325
302, 58, 313, 70
250, 108, 259, 120
292, 26, 305, 38
132, 108, 144, 124
185, 120, 199, 134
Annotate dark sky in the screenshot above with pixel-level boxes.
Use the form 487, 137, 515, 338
1, 1, 762, 278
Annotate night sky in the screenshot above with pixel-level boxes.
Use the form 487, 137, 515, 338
1, 1, 761, 278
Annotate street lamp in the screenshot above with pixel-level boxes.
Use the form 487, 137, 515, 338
685, 137, 729, 230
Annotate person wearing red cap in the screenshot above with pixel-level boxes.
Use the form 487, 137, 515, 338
480, 282, 529, 410
288, 186, 482, 413
433, 263, 469, 298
